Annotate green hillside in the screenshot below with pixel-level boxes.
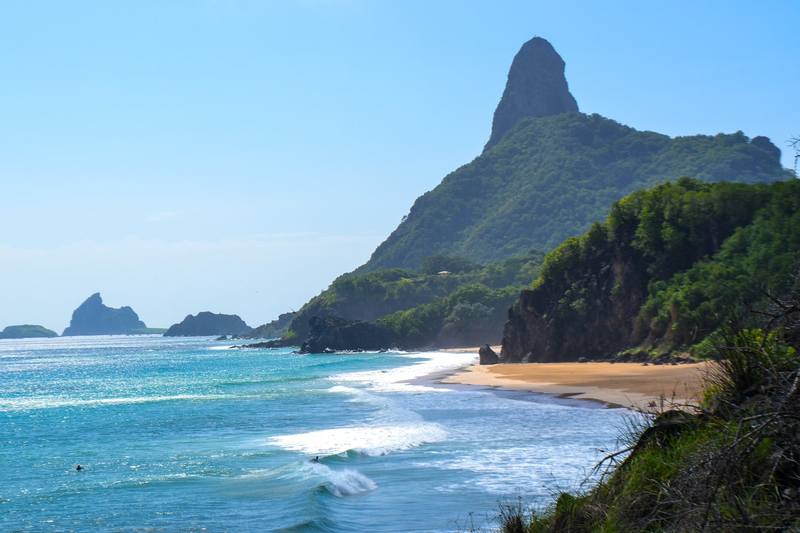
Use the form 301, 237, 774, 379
502, 178, 800, 361
286, 251, 543, 342
360, 113, 790, 272
0, 324, 58, 339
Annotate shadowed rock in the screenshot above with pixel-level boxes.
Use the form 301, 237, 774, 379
62, 293, 147, 336
164, 312, 252, 337
485, 36, 578, 150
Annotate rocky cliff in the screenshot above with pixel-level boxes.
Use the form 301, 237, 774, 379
299, 316, 395, 354
164, 312, 252, 337
500, 179, 800, 362
485, 36, 578, 150
62, 293, 147, 336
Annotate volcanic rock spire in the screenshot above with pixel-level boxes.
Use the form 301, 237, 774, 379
485, 37, 578, 150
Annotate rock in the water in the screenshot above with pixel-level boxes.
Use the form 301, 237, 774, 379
164, 312, 252, 337
299, 316, 395, 354
0, 324, 58, 339
478, 344, 499, 365
62, 293, 147, 336
485, 36, 578, 150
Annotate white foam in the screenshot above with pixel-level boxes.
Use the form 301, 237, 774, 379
310, 462, 377, 496
238, 461, 377, 497
330, 351, 476, 393
0, 394, 227, 411
269, 423, 447, 457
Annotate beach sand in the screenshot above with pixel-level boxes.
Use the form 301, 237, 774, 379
443, 360, 711, 411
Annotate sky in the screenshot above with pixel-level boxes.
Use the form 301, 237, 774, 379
1, 0, 798, 332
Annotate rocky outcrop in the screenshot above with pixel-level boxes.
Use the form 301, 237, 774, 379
62, 293, 147, 336
164, 312, 252, 337
479, 344, 499, 365
500, 251, 648, 362
0, 324, 58, 339
299, 316, 395, 354
245, 312, 296, 339
485, 36, 578, 150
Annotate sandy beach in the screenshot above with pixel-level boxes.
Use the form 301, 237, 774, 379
443, 360, 711, 411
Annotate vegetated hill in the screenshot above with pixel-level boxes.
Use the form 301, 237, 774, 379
501, 275, 800, 531
362, 114, 790, 272
501, 178, 800, 362
62, 293, 148, 336
358, 36, 789, 272
164, 312, 252, 337
285, 251, 543, 343
0, 324, 58, 339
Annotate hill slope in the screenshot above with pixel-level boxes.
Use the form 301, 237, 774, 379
358, 36, 789, 272
361, 113, 790, 272
501, 178, 800, 362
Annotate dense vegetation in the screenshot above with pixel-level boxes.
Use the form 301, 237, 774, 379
502, 178, 800, 361
500, 274, 800, 532
361, 113, 789, 272
286, 250, 543, 343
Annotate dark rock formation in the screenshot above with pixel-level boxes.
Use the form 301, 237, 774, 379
478, 344, 499, 365
500, 250, 648, 363
299, 316, 395, 354
245, 312, 296, 339
164, 312, 252, 337
62, 293, 147, 336
485, 36, 578, 150
233, 338, 294, 350
0, 324, 58, 339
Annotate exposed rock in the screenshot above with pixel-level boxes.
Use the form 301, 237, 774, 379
485, 36, 578, 150
500, 251, 648, 363
479, 344, 499, 365
232, 338, 293, 350
164, 312, 252, 337
299, 316, 395, 354
245, 312, 296, 339
62, 293, 147, 336
0, 324, 58, 339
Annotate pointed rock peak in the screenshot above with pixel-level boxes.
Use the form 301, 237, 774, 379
485, 37, 578, 150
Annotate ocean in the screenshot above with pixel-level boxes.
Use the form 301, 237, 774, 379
0, 335, 631, 532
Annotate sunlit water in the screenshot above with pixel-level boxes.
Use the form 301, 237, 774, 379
0, 335, 631, 532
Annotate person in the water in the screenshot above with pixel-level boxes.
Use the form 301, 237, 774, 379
311, 456, 320, 463
75, 464, 83, 471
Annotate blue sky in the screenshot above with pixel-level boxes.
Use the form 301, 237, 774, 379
1, 0, 797, 331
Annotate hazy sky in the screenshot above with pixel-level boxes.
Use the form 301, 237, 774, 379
1, 0, 798, 332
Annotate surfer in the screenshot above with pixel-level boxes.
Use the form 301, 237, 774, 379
311, 456, 320, 463
75, 464, 83, 471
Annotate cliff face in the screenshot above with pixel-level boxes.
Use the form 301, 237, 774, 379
164, 312, 251, 337
502, 246, 648, 362
62, 293, 147, 336
500, 179, 800, 362
299, 316, 395, 354
485, 36, 578, 150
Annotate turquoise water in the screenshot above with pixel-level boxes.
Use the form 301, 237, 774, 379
1, 336, 630, 532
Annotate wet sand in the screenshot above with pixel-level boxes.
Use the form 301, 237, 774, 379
442, 361, 710, 411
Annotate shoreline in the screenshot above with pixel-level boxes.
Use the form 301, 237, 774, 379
438, 356, 710, 411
